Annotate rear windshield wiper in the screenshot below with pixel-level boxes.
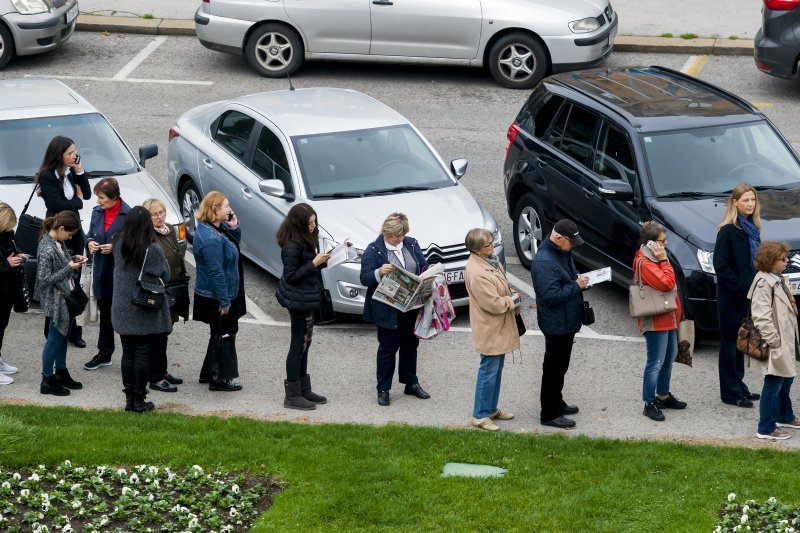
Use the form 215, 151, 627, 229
363, 185, 433, 196
313, 192, 365, 199
0, 175, 34, 182
657, 191, 718, 199
86, 170, 128, 177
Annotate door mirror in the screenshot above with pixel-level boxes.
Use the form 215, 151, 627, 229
138, 144, 158, 167
450, 158, 468, 179
259, 179, 294, 200
596, 179, 634, 201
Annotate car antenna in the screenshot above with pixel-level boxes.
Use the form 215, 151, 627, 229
287, 72, 295, 91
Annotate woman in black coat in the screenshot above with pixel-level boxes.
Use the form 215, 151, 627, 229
713, 183, 761, 408
0, 203, 24, 383
275, 204, 329, 410
36, 135, 91, 348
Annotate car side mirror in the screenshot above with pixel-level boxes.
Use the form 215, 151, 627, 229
597, 179, 634, 201
259, 179, 295, 201
450, 158, 468, 180
138, 144, 159, 167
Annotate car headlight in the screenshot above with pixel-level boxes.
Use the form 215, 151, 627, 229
697, 249, 715, 274
569, 17, 601, 33
11, 0, 50, 14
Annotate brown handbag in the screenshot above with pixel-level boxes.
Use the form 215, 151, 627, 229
628, 258, 678, 318
737, 283, 776, 362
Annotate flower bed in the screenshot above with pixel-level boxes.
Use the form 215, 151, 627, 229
715, 493, 799, 532
0, 461, 274, 532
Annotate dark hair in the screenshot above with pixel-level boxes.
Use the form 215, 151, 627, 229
754, 241, 789, 273
35, 136, 74, 187
276, 204, 318, 251
93, 177, 121, 200
640, 221, 667, 245
114, 206, 155, 268
40, 210, 80, 240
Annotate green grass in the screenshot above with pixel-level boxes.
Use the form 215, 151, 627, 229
660, 33, 674, 38
142, 13, 154, 19
680, 32, 699, 39
729, 35, 740, 40
1, 405, 799, 531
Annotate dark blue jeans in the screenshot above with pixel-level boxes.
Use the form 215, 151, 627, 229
642, 330, 677, 403
42, 319, 70, 376
758, 375, 795, 435
473, 354, 505, 419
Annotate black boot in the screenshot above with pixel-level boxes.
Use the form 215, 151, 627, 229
132, 391, 154, 413
300, 374, 327, 404
40, 375, 70, 396
284, 380, 316, 410
55, 368, 83, 390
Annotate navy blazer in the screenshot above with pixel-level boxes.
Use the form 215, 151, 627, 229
531, 238, 584, 336
713, 222, 757, 336
359, 234, 428, 329
86, 200, 130, 300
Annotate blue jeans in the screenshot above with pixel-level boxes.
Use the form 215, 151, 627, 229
42, 319, 70, 376
642, 330, 677, 403
473, 354, 505, 419
758, 375, 795, 435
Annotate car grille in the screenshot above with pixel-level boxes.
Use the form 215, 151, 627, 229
448, 282, 469, 300
424, 243, 470, 265
595, 14, 606, 27
787, 250, 800, 275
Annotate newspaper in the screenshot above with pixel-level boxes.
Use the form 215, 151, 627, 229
327, 239, 360, 268
372, 262, 444, 312
584, 266, 612, 286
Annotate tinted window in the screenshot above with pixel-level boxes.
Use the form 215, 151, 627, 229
213, 111, 255, 161
517, 93, 564, 139
594, 122, 637, 185
251, 126, 292, 192
559, 105, 599, 166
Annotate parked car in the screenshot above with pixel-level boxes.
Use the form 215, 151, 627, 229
194, 0, 617, 89
0, 0, 79, 69
0, 78, 186, 287
503, 66, 800, 330
755, 0, 800, 79
167, 87, 503, 314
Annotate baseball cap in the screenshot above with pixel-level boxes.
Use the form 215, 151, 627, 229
553, 219, 584, 246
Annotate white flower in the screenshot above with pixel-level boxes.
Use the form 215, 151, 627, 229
71, 501, 81, 510
98, 515, 109, 526
12, 473, 20, 480
149, 494, 154, 501
741, 514, 749, 524
70, 483, 81, 493
121, 487, 132, 496
38, 464, 45, 470
733, 526, 741, 532
188, 518, 198, 529
74, 467, 84, 474
29, 473, 40, 482
153, 480, 160, 489
63, 460, 71, 467
117, 468, 127, 476
96, 466, 106, 476
130, 473, 139, 484
1, 482, 10, 489
231, 484, 240, 494
20, 489, 30, 497
728, 493, 737, 502
229, 507, 238, 517
191, 465, 204, 474
148, 466, 158, 476
136, 464, 147, 472
63, 524, 73, 532
742, 505, 749, 514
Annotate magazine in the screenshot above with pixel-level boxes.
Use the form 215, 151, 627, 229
327, 239, 360, 268
372, 262, 444, 312
584, 266, 612, 286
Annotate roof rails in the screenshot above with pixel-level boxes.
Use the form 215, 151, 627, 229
548, 72, 641, 126
649, 65, 762, 115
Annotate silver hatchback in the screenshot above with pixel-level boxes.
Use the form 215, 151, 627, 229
167, 87, 503, 314
195, 0, 617, 89
0, 0, 79, 69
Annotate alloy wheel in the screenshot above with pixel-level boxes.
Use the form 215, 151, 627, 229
497, 43, 535, 84
253, 32, 294, 72
181, 187, 200, 241
516, 204, 543, 263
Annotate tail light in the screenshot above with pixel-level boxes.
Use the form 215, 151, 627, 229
203, 0, 210, 3
764, 0, 800, 10
755, 60, 773, 73
506, 124, 520, 156
168, 127, 180, 143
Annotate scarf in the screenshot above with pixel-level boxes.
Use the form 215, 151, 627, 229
385, 240, 406, 268
479, 253, 502, 271
737, 213, 761, 266
154, 224, 170, 236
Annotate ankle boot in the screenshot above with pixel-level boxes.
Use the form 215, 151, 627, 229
132, 392, 155, 413
55, 368, 83, 390
284, 379, 316, 410
122, 385, 134, 411
40, 374, 70, 396
300, 374, 327, 404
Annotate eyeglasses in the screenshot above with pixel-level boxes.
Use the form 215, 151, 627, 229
150, 210, 166, 219
482, 242, 494, 248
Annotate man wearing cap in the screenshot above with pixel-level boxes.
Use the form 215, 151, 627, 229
531, 219, 590, 429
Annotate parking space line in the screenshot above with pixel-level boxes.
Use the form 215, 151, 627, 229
23, 74, 214, 86
680, 55, 710, 77
750, 102, 775, 108
113, 36, 167, 80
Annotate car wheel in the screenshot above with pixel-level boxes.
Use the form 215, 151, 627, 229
488, 33, 548, 90
0, 23, 14, 69
512, 193, 545, 268
245, 23, 303, 78
179, 180, 201, 243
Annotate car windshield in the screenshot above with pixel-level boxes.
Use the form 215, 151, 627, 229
0, 113, 138, 180
641, 122, 800, 197
292, 125, 454, 198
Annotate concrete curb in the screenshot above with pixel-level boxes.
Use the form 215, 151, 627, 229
75, 15, 756, 56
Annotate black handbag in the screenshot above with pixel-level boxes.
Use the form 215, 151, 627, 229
515, 313, 526, 336
13, 267, 30, 313
166, 276, 191, 308
314, 288, 336, 324
131, 247, 167, 310
209, 325, 239, 382
581, 301, 595, 326
63, 284, 89, 317
15, 185, 43, 256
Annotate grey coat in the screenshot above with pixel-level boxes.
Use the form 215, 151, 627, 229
35, 234, 75, 336
111, 243, 173, 336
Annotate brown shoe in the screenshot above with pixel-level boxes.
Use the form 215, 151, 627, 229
490, 410, 514, 420
776, 419, 800, 429
756, 429, 792, 440
471, 417, 500, 431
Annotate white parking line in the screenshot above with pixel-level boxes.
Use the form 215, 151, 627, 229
113, 36, 167, 80
23, 74, 214, 86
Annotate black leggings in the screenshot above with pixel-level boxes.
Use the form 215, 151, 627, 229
0, 300, 12, 357
286, 311, 314, 382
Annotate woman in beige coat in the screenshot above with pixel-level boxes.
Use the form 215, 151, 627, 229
749, 241, 800, 440
464, 228, 520, 431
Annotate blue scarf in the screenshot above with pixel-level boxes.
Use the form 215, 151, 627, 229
737, 213, 760, 265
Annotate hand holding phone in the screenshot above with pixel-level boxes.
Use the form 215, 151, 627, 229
75, 154, 81, 165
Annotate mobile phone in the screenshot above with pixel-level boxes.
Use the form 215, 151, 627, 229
19, 256, 27, 264
75, 154, 81, 165
646, 240, 656, 249
227, 212, 234, 221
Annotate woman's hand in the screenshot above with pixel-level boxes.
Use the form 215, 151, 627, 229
6, 253, 23, 268
219, 306, 230, 316
312, 252, 331, 267
226, 212, 239, 229
99, 243, 113, 255
379, 263, 395, 276
651, 241, 667, 262
69, 255, 86, 270
87, 241, 100, 254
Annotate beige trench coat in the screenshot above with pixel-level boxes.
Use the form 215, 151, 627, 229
465, 254, 520, 356
748, 271, 800, 378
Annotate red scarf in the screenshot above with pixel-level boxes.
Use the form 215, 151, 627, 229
104, 199, 121, 232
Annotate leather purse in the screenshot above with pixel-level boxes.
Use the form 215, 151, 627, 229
131, 247, 166, 311
12, 267, 30, 313
628, 258, 678, 318
314, 289, 336, 324
515, 313, 526, 336
581, 301, 595, 326
676, 319, 695, 367
737, 284, 776, 362
15, 185, 43, 256
63, 284, 89, 317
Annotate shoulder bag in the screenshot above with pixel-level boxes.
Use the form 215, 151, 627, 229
15, 185, 43, 256
628, 258, 678, 318
737, 283, 776, 362
676, 318, 695, 366
12, 267, 30, 313
131, 247, 167, 311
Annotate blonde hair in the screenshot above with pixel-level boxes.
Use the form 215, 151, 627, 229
381, 212, 409, 237
0, 203, 17, 233
142, 198, 167, 216
718, 183, 761, 230
465, 228, 493, 253
195, 191, 228, 223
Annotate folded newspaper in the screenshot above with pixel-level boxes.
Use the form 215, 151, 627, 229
372, 262, 444, 313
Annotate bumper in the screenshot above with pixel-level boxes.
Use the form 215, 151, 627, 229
548, 17, 617, 74
5, 1, 77, 56
754, 26, 799, 79
195, 6, 250, 55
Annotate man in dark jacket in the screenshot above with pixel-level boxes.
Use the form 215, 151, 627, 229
531, 219, 589, 429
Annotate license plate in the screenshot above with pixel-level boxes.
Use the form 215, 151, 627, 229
66, 4, 79, 24
445, 269, 465, 284
608, 27, 617, 47
790, 279, 800, 295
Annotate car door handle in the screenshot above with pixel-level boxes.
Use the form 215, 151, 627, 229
372, 0, 393, 5
241, 187, 252, 199
202, 158, 213, 169
536, 157, 548, 167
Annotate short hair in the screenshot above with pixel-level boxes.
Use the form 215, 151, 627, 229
640, 221, 667, 245
195, 191, 228, 223
465, 228, 493, 253
381, 212, 409, 237
142, 198, 167, 216
0, 202, 17, 233
754, 241, 789, 272
93, 177, 120, 200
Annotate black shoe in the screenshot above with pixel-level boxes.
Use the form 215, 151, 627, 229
377, 390, 390, 406
562, 404, 579, 415
40, 375, 70, 396
655, 393, 687, 410
723, 398, 754, 408
404, 383, 431, 399
149, 379, 177, 393
209, 379, 242, 392
164, 373, 183, 385
83, 355, 111, 370
541, 416, 576, 429
55, 368, 83, 390
643, 402, 665, 421
71, 338, 87, 348
131, 394, 155, 413
745, 392, 761, 401
198, 377, 210, 384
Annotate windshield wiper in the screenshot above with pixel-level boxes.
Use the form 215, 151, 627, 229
86, 170, 128, 177
0, 175, 34, 182
753, 184, 795, 191
363, 185, 433, 196
658, 191, 718, 199
313, 192, 365, 199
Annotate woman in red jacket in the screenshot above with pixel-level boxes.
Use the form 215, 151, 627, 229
634, 221, 686, 422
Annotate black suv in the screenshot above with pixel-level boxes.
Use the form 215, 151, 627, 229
504, 66, 800, 330
755, 0, 800, 79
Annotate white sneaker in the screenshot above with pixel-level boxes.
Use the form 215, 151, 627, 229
756, 429, 792, 440
0, 358, 18, 375
0, 372, 13, 385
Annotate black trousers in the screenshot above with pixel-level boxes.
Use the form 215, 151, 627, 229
96, 298, 115, 359
199, 315, 239, 382
0, 299, 11, 357
287, 311, 313, 382
120, 334, 155, 395
149, 332, 170, 383
376, 311, 419, 392
540, 334, 575, 422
